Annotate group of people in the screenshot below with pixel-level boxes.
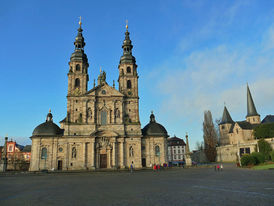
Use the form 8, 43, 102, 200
215, 164, 223, 171
153, 164, 161, 171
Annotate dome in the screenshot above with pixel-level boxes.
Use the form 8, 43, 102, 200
142, 113, 168, 137
32, 111, 63, 136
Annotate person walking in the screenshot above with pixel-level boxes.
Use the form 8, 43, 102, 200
220, 163, 223, 171
153, 164, 157, 172
130, 161, 134, 173
217, 164, 220, 171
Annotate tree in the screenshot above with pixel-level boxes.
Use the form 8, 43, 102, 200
203, 110, 218, 162
215, 118, 221, 146
258, 138, 272, 160
253, 123, 274, 139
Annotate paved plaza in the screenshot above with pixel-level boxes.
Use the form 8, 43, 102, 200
0, 164, 273, 206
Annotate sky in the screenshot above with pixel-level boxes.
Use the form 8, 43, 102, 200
0, 0, 274, 150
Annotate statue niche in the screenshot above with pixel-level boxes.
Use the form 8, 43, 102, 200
87, 107, 92, 120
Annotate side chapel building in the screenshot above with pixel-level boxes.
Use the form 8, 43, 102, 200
217, 85, 274, 162
29, 21, 168, 171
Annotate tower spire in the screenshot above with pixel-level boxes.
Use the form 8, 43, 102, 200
246, 84, 258, 117
120, 21, 136, 64
70, 18, 88, 63
220, 106, 234, 124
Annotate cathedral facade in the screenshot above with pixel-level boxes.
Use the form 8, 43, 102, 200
29, 21, 168, 171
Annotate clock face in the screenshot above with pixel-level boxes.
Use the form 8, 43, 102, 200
59, 147, 63, 152
102, 90, 106, 94
128, 91, 132, 95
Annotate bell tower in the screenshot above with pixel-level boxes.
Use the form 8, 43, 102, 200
67, 18, 89, 96
118, 22, 140, 124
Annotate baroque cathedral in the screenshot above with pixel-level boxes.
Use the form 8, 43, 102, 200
29, 21, 168, 171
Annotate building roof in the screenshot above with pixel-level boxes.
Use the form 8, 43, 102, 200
262, 115, 274, 124
142, 113, 168, 137
246, 85, 259, 117
220, 106, 234, 124
15, 143, 24, 151
22, 145, 31, 152
32, 112, 64, 137
167, 136, 186, 146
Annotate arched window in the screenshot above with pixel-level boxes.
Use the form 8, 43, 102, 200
41, 147, 47, 159
129, 146, 134, 157
72, 147, 77, 158
76, 64, 80, 71
127, 67, 131, 73
101, 110, 107, 125
127, 80, 131, 89
75, 78, 80, 88
155, 145, 160, 156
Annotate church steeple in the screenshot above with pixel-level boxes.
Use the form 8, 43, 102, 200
120, 22, 136, 64
246, 84, 258, 117
67, 18, 89, 96
220, 106, 234, 124
118, 21, 140, 125
70, 17, 88, 63
246, 84, 260, 124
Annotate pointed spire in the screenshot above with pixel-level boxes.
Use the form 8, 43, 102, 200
120, 21, 136, 64
246, 84, 259, 117
220, 106, 234, 124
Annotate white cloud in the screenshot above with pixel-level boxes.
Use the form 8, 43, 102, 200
144, 24, 274, 148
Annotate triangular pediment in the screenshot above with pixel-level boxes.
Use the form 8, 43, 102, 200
86, 83, 124, 97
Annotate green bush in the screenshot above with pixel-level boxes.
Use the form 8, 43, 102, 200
271, 150, 274, 162
251, 152, 265, 164
241, 154, 257, 166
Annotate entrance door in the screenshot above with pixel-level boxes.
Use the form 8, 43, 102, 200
57, 160, 62, 170
100, 154, 107, 168
142, 158, 146, 167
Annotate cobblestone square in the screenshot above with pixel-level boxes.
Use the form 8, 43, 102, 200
0, 164, 273, 206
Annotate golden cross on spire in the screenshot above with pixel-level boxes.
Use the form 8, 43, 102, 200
79, 16, 82, 26
126, 19, 128, 30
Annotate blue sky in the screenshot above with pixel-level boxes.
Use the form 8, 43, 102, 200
0, 0, 274, 149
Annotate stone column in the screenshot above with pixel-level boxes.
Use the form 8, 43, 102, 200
107, 148, 111, 168
112, 142, 116, 168
90, 139, 95, 169
120, 139, 125, 168
83, 142, 86, 169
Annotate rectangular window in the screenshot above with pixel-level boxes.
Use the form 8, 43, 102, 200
101, 111, 107, 125
240, 148, 245, 157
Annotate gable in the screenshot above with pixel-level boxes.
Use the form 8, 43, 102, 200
86, 83, 124, 97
